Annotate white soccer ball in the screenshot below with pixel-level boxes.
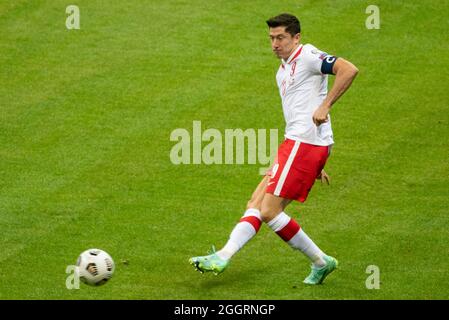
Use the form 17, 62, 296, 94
76, 248, 115, 286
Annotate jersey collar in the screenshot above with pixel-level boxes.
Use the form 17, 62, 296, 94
282, 44, 304, 65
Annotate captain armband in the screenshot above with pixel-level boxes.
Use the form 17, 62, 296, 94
320, 55, 338, 75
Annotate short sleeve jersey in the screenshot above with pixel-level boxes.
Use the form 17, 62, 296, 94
276, 43, 338, 146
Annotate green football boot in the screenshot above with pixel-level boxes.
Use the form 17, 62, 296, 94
189, 246, 229, 275
303, 255, 338, 285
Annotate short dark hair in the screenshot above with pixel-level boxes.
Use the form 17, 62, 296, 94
266, 13, 301, 36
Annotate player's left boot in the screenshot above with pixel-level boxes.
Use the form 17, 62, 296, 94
303, 255, 338, 285
189, 246, 229, 275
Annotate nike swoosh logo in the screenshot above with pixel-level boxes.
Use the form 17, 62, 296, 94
267, 182, 276, 186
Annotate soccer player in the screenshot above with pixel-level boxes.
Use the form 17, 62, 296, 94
189, 13, 358, 285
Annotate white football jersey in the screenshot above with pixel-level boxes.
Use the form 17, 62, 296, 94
276, 43, 337, 146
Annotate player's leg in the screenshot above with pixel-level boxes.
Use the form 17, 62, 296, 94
214, 175, 269, 260
263, 140, 337, 284
189, 175, 269, 275
260, 193, 326, 266
246, 174, 270, 211
261, 193, 337, 285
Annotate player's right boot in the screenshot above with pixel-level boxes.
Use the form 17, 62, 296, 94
189, 246, 229, 275
303, 255, 338, 285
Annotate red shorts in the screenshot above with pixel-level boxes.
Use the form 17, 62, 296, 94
266, 139, 330, 202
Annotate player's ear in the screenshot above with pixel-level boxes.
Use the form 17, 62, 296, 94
294, 33, 301, 44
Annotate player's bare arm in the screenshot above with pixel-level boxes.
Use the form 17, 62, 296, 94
313, 58, 359, 126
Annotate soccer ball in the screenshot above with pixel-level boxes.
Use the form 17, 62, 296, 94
76, 248, 115, 286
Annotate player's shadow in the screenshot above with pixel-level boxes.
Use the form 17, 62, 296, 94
199, 271, 247, 289
191, 265, 266, 291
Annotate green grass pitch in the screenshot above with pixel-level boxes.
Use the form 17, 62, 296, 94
1, 0, 448, 299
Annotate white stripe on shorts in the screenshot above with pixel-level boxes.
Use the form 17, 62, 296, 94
274, 141, 301, 196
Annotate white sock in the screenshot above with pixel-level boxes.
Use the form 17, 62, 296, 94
289, 229, 326, 267
267, 211, 290, 232
268, 212, 326, 267
216, 208, 262, 260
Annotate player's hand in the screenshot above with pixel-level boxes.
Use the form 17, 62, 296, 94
317, 169, 330, 185
312, 104, 330, 126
